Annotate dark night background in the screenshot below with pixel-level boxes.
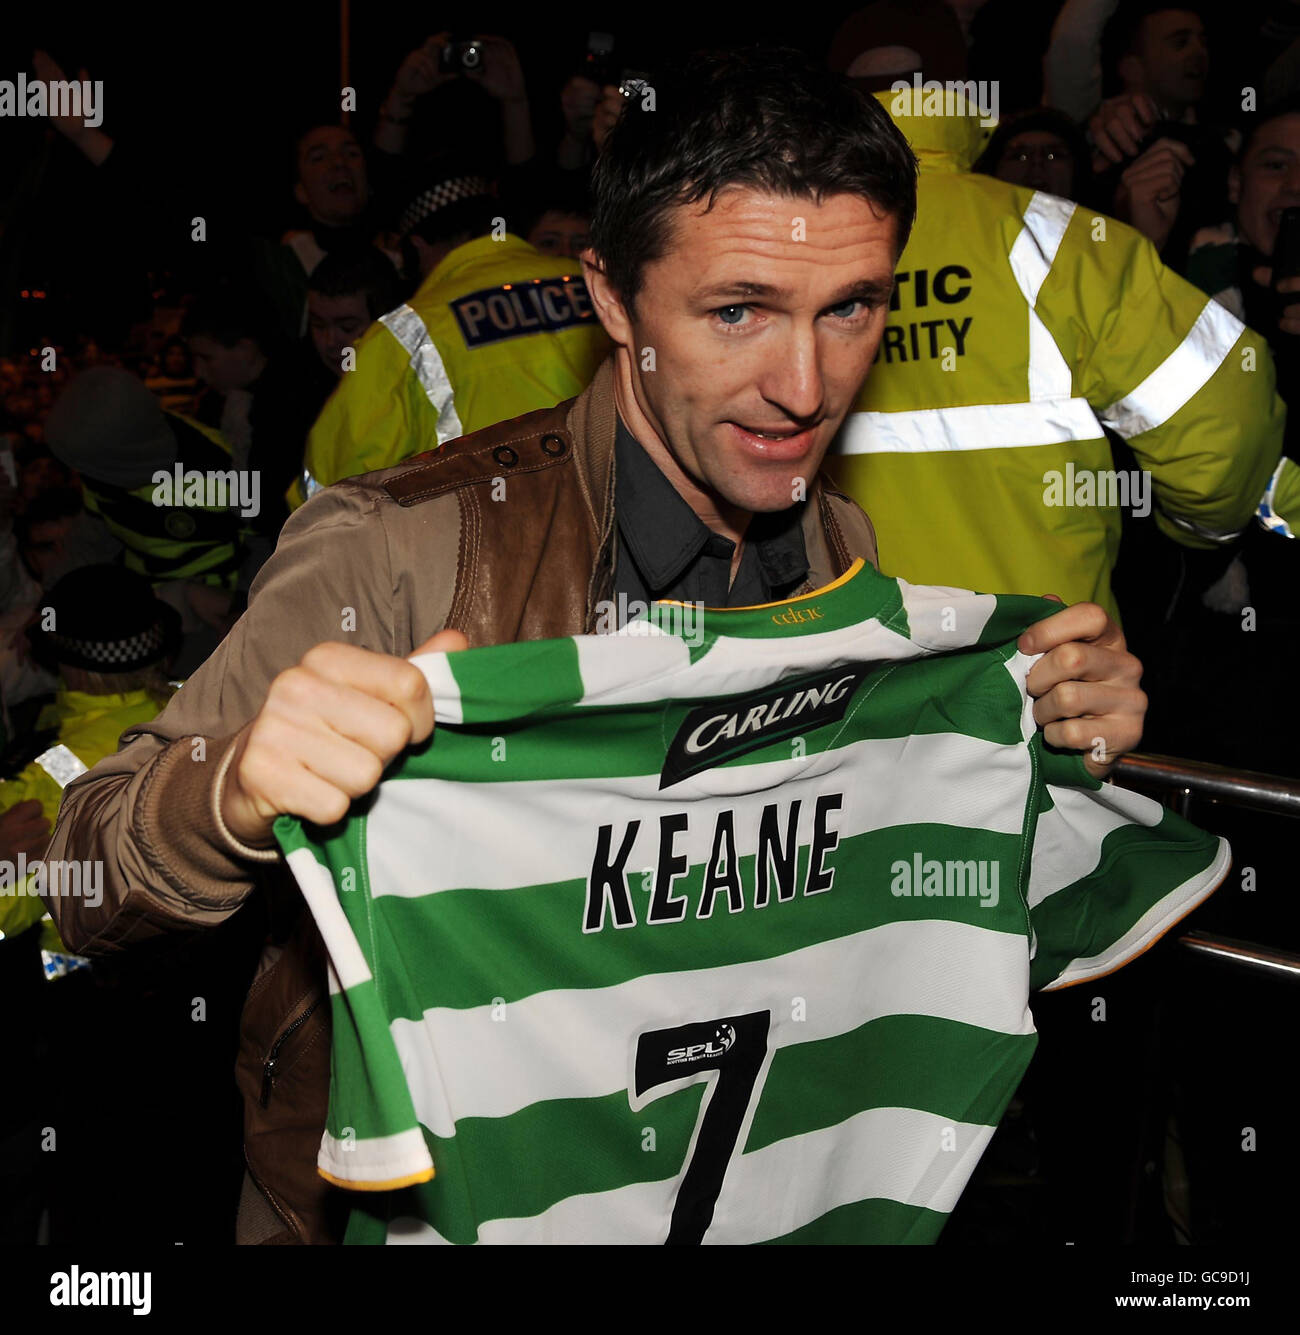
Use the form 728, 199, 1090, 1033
0, 3, 862, 352
0, 0, 1270, 353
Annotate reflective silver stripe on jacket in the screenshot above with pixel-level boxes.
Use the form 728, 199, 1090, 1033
34, 744, 89, 789
837, 397, 1103, 455
1163, 513, 1246, 544
379, 305, 465, 445
1008, 192, 1077, 401
840, 193, 1103, 457
1100, 297, 1243, 439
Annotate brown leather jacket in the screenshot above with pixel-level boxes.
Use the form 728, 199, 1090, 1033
46, 355, 879, 1243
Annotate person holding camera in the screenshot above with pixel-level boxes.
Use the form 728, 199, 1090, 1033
375, 32, 535, 168
1183, 102, 1300, 638
1086, 4, 1235, 265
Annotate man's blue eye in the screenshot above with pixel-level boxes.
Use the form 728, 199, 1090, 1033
831, 300, 861, 319
716, 306, 747, 325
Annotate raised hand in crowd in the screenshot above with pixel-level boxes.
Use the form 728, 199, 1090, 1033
375, 34, 456, 154
1115, 137, 1196, 251
1089, 91, 1160, 170
558, 75, 602, 169
592, 83, 625, 155
378, 33, 533, 164
474, 35, 534, 164
31, 48, 112, 166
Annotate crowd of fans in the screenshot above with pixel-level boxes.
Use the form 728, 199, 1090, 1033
0, 0, 1296, 1246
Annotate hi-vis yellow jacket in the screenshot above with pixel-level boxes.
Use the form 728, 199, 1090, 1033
823, 90, 1286, 620
0, 688, 164, 947
82, 414, 245, 589
292, 234, 610, 507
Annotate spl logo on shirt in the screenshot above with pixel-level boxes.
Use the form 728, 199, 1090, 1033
667, 1023, 736, 1066
451, 277, 595, 348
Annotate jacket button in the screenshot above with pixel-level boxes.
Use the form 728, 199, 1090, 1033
540, 434, 568, 457
493, 445, 519, 466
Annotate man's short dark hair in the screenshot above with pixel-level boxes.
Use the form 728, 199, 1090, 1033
511, 177, 593, 245
290, 118, 362, 182
1239, 96, 1300, 161
589, 46, 918, 317
307, 246, 406, 321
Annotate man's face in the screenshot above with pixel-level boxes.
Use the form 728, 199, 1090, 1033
162, 343, 190, 377
996, 131, 1076, 198
528, 210, 592, 261
187, 335, 261, 394
590, 187, 897, 515
1128, 10, 1208, 114
295, 127, 368, 227
308, 290, 372, 376
1231, 114, 1300, 257
22, 516, 73, 581
21, 456, 64, 504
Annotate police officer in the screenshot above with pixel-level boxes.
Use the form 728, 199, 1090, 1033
294, 171, 610, 506
0, 565, 179, 958
45, 369, 249, 591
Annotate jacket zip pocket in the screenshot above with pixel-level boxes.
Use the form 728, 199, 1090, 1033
260, 994, 321, 1108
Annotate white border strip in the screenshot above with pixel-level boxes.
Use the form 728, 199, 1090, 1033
1100, 297, 1242, 439
835, 397, 1102, 455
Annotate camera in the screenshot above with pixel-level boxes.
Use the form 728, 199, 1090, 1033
440, 39, 484, 74
581, 31, 616, 87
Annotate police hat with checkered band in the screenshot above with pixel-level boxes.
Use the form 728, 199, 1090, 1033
30, 564, 181, 674
396, 172, 496, 242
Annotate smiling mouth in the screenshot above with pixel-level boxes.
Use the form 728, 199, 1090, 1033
734, 424, 809, 440
727, 421, 820, 459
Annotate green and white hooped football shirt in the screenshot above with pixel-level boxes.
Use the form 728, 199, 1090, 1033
275, 558, 1229, 1245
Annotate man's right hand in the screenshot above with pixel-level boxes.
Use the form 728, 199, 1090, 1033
1114, 137, 1194, 252
1089, 92, 1159, 169
392, 34, 454, 104
32, 48, 113, 166
592, 84, 625, 152
220, 630, 468, 846
561, 75, 602, 139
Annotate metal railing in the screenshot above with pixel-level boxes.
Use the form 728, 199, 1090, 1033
1111, 752, 1300, 981
1113, 752, 1300, 819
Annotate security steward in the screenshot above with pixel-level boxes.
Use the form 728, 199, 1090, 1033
821, 70, 1285, 621
294, 172, 610, 506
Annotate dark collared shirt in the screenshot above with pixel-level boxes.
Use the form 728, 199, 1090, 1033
611, 415, 809, 621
